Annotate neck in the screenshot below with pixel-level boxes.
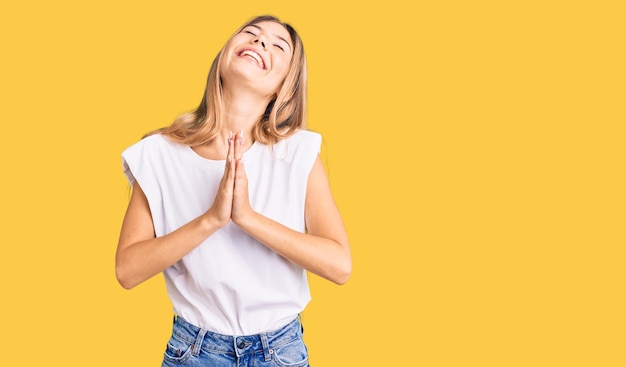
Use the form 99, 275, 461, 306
221, 85, 272, 137
198, 85, 272, 157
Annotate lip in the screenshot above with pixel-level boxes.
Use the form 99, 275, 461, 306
236, 48, 266, 70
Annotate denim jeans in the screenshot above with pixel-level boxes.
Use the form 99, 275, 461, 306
161, 316, 310, 367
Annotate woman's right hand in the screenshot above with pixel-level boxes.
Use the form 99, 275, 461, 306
117, 132, 248, 289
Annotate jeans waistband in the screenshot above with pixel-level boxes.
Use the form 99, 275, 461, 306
170, 315, 303, 361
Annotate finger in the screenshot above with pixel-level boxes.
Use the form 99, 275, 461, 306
235, 157, 247, 182
234, 130, 243, 161
225, 131, 235, 178
232, 157, 249, 221
227, 130, 234, 162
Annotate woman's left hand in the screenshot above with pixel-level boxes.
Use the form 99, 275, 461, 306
231, 130, 254, 224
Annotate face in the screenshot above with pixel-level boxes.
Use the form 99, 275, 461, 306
221, 21, 294, 98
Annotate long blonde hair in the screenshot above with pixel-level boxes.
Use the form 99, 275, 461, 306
147, 15, 307, 146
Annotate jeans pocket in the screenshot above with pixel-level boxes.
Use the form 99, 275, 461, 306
162, 334, 194, 365
272, 338, 309, 367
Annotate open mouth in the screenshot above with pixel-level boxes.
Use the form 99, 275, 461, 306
238, 49, 266, 70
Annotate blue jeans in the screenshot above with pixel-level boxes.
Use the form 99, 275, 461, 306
161, 316, 310, 367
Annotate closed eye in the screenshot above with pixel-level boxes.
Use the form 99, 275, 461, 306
244, 30, 257, 36
274, 44, 285, 51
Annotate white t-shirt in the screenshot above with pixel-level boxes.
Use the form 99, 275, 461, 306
121, 129, 321, 335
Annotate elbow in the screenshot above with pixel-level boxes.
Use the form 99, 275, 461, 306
115, 265, 139, 290
117, 279, 136, 291
332, 244, 352, 285
333, 273, 351, 286
332, 258, 352, 286
116, 274, 134, 290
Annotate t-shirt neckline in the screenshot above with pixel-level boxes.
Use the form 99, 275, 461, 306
184, 139, 264, 166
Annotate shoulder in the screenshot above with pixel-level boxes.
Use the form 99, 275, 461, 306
291, 129, 322, 142
122, 134, 178, 157
281, 129, 322, 148
124, 134, 168, 150
267, 129, 322, 166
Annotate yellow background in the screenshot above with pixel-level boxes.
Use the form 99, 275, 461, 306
1, 0, 624, 366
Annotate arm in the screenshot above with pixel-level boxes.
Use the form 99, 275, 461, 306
232, 155, 352, 285
116, 137, 238, 289
115, 182, 221, 289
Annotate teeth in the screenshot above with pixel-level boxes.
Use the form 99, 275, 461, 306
241, 50, 265, 69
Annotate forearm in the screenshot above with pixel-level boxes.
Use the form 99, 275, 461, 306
236, 212, 352, 285
116, 213, 222, 289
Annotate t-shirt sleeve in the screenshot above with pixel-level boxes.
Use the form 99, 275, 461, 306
298, 130, 323, 177
121, 139, 143, 187
121, 152, 137, 186
120, 136, 168, 234
120, 136, 160, 200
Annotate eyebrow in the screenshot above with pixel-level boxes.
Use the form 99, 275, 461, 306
247, 24, 292, 52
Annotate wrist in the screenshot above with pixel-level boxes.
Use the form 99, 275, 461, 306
231, 207, 256, 228
201, 209, 229, 231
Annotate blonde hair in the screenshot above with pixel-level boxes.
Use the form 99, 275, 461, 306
147, 15, 307, 146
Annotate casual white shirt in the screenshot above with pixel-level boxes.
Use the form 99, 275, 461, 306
122, 130, 321, 335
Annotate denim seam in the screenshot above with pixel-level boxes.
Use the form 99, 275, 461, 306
170, 332, 196, 346
270, 335, 300, 350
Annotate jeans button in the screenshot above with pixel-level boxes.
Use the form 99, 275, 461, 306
237, 339, 245, 349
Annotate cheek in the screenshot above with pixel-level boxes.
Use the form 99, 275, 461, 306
274, 58, 292, 79
222, 37, 244, 61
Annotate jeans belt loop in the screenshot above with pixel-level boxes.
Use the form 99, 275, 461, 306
260, 332, 272, 362
192, 328, 207, 357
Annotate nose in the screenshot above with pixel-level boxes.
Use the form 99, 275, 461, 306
253, 38, 266, 49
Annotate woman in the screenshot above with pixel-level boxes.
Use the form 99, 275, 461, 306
116, 15, 351, 366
